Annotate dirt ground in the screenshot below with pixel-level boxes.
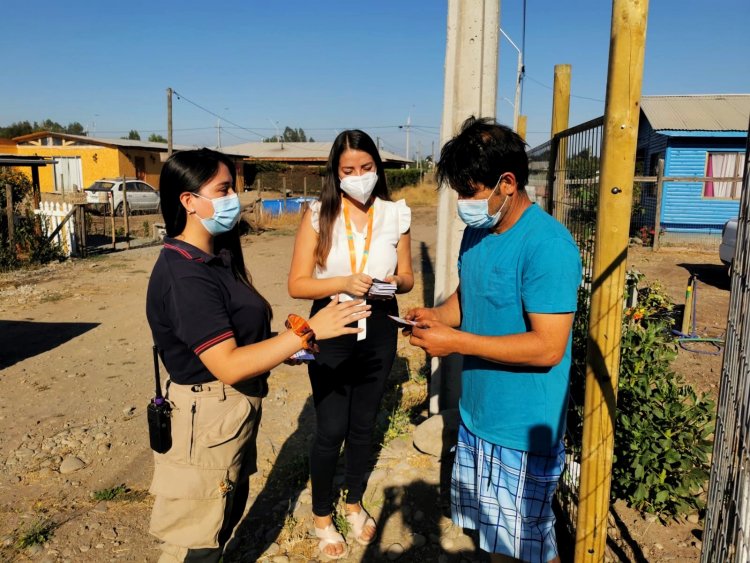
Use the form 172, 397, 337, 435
0, 203, 729, 562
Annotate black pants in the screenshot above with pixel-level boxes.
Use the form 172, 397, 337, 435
308, 297, 398, 517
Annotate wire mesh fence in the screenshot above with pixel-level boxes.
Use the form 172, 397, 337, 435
535, 117, 604, 538
701, 126, 750, 563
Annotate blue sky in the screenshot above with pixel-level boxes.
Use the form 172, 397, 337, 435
3, 0, 749, 154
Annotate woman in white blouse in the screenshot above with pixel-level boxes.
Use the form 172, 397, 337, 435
288, 129, 413, 559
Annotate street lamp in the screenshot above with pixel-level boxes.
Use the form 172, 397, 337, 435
500, 28, 524, 132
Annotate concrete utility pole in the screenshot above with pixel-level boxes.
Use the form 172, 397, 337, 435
167, 88, 173, 158
575, 1, 649, 561
431, 0, 500, 414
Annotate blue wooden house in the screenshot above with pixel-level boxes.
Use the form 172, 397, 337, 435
637, 94, 749, 235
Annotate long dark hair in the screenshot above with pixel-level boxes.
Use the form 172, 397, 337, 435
315, 130, 390, 268
159, 148, 272, 319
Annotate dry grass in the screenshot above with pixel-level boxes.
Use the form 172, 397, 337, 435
391, 178, 440, 207
259, 210, 305, 233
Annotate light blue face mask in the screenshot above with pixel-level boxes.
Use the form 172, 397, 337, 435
456, 175, 509, 229
192, 193, 241, 235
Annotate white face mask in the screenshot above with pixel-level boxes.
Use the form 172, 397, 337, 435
339, 172, 378, 204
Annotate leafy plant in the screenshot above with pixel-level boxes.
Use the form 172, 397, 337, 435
92, 484, 127, 501
569, 273, 715, 518
381, 403, 411, 446
384, 169, 423, 191
15, 519, 55, 549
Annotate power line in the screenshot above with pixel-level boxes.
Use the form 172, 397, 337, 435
524, 75, 605, 103
172, 90, 266, 140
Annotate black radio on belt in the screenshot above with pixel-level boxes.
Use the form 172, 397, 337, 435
147, 345, 172, 453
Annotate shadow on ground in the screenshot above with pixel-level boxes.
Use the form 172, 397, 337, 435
0, 320, 99, 369
677, 262, 731, 291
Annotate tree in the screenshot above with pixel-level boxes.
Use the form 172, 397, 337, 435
263, 126, 314, 143
0, 119, 88, 139
122, 130, 141, 140
148, 133, 167, 143
66, 122, 86, 135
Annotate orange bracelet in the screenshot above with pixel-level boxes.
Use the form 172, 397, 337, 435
286, 314, 319, 353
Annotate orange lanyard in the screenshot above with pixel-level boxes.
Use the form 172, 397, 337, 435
342, 199, 374, 274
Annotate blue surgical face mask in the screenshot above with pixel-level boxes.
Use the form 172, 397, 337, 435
456, 175, 509, 229
192, 192, 241, 235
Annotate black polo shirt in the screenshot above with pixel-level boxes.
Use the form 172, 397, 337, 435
146, 237, 271, 394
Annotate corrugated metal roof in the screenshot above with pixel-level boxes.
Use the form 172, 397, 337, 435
641, 94, 750, 132
10, 131, 227, 154
219, 141, 412, 164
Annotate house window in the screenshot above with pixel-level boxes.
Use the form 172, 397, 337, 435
704, 152, 745, 199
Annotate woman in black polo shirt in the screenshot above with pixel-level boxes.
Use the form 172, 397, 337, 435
146, 148, 370, 563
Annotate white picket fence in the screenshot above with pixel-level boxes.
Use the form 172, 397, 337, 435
34, 201, 78, 257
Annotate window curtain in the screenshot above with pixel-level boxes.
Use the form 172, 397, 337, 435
705, 153, 744, 199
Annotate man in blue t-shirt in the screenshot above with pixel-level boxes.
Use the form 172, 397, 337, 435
407, 117, 581, 563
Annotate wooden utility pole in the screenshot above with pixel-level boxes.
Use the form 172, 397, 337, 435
517, 115, 527, 141
653, 158, 664, 251
167, 87, 173, 158
550, 64, 571, 222
575, 1, 649, 561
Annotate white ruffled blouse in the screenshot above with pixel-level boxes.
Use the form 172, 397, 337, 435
309, 197, 411, 282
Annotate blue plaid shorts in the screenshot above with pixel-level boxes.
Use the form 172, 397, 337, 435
451, 422, 565, 562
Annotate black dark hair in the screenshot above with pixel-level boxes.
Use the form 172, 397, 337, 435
159, 148, 272, 319
315, 129, 391, 268
436, 116, 528, 197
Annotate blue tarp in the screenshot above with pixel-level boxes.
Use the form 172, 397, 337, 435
261, 197, 316, 216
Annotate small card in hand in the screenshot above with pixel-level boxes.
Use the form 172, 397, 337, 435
367, 278, 397, 300
290, 349, 315, 361
387, 315, 418, 327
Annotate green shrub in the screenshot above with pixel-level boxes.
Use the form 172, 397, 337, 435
385, 169, 422, 190
0, 211, 64, 271
570, 273, 715, 518
612, 276, 714, 516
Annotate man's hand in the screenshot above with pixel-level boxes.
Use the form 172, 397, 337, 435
402, 307, 439, 335
408, 320, 460, 357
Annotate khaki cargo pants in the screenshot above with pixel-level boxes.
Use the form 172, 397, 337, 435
149, 380, 263, 563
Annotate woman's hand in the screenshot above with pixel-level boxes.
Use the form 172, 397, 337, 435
342, 273, 373, 297
308, 296, 371, 340
384, 275, 400, 291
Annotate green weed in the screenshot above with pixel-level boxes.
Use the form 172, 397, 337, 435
15, 519, 55, 549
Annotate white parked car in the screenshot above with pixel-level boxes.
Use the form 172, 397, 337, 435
720, 218, 738, 272
84, 178, 160, 215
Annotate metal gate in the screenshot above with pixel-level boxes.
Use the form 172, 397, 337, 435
702, 121, 750, 563
528, 117, 604, 541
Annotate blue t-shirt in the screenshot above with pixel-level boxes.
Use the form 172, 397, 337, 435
457, 204, 582, 453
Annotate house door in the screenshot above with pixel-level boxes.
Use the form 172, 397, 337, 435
135, 157, 146, 181
53, 157, 84, 193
